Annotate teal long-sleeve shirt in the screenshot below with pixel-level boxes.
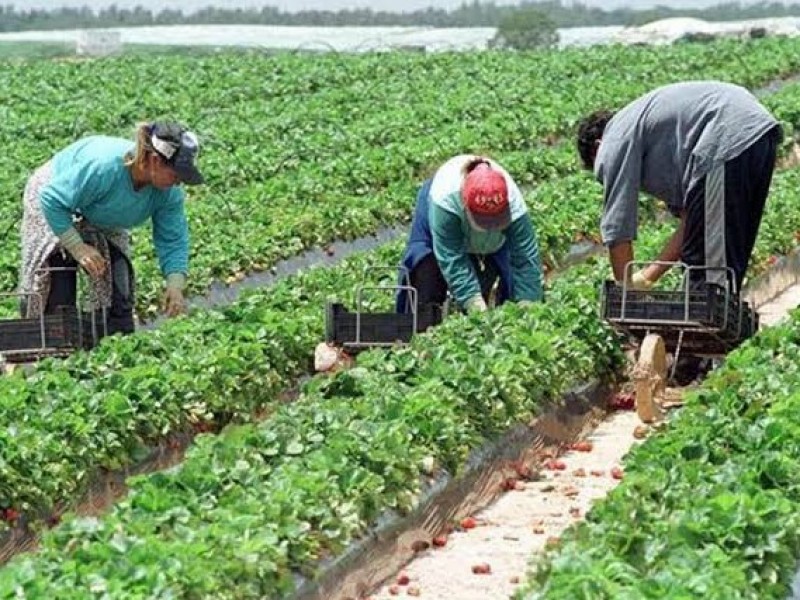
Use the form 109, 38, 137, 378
38, 136, 190, 277
430, 202, 544, 307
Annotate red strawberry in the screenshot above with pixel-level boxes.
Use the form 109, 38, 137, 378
545, 459, 566, 471
512, 461, 534, 480
389, 585, 401, 596
432, 535, 448, 548
4, 508, 20, 522
609, 392, 635, 411
611, 467, 624, 480
460, 516, 477, 530
502, 477, 518, 491
471, 563, 492, 575
572, 440, 593, 452
396, 572, 410, 586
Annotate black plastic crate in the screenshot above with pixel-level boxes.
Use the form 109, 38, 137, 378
325, 302, 443, 347
0, 307, 106, 354
601, 280, 758, 344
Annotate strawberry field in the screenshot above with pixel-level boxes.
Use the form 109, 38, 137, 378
2, 38, 800, 316
2, 37, 800, 599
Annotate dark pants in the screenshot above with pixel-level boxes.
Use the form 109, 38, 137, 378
682, 126, 779, 290
409, 253, 500, 308
34, 243, 135, 336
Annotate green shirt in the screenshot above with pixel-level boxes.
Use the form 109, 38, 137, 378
428, 155, 543, 307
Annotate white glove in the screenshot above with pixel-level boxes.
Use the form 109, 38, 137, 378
163, 273, 187, 317
59, 227, 107, 279
630, 270, 655, 291
465, 295, 488, 313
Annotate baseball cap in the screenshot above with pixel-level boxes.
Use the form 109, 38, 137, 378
150, 121, 204, 185
461, 162, 511, 231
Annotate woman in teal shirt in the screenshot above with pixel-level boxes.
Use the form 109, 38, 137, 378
396, 155, 543, 314
19, 121, 204, 334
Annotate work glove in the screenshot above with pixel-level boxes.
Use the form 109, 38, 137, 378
59, 227, 107, 279
465, 295, 488, 313
163, 273, 187, 317
630, 270, 655, 291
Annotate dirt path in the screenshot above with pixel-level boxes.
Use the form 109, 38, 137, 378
367, 284, 800, 600
757, 283, 800, 328
369, 411, 644, 600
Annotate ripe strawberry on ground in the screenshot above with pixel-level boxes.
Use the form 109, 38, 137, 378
609, 392, 635, 411
545, 459, 566, 471
571, 440, 593, 452
471, 563, 492, 575
502, 477, 518, 491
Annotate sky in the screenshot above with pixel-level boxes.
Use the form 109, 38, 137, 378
19, 0, 799, 13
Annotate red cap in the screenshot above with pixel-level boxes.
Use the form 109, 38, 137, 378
461, 163, 511, 231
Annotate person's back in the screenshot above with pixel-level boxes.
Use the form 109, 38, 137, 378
597, 80, 778, 221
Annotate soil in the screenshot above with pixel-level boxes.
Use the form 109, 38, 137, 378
369, 411, 644, 600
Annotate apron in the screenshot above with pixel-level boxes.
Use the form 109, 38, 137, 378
19, 161, 131, 318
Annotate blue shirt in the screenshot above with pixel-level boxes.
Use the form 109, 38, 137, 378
39, 136, 190, 276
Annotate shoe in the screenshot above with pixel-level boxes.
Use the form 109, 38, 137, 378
670, 355, 713, 386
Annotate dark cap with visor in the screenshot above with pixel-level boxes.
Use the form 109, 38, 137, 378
150, 121, 204, 186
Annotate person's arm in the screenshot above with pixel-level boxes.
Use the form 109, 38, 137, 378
152, 189, 190, 315
639, 210, 687, 282
609, 241, 634, 283
508, 213, 543, 302
597, 137, 643, 282
429, 202, 484, 311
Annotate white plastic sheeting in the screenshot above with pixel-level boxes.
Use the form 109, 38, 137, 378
0, 24, 622, 52
75, 29, 122, 55
612, 16, 800, 46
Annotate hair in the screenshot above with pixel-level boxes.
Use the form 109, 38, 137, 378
124, 122, 157, 170
461, 156, 492, 177
576, 110, 615, 170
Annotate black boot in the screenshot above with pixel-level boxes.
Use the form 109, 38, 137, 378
670, 355, 713, 386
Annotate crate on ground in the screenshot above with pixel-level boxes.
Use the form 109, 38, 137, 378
325, 301, 443, 348
324, 264, 446, 352
0, 306, 107, 360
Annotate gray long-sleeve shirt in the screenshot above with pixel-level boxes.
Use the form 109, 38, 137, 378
595, 81, 779, 245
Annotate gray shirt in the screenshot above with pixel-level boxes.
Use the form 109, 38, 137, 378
595, 81, 779, 245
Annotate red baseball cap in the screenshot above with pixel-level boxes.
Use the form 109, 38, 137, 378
461, 163, 511, 231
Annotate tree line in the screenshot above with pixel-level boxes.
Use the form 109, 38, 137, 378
1, 1, 800, 32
